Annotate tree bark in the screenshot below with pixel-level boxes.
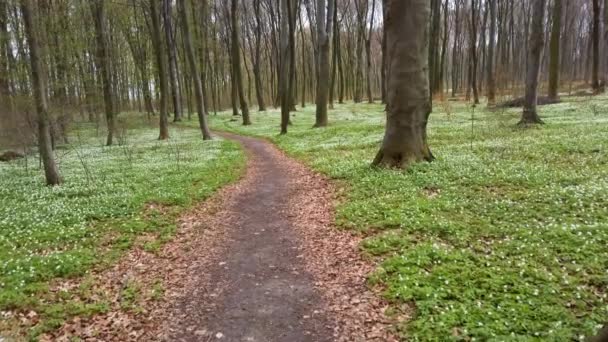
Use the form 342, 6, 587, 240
548, 0, 562, 100
486, 0, 497, 104
373, 0, 433, 169
178, 0, 211, 140
253, 0, 266, 111
592, 0, 601, 92
91, 0, 115, 146
279, 0, 291, 134
150, 0, 170, 139
314, 0, 335, 127
231, 0, 251, 125
519, 0, 546, 125
163, 0, 182, 122
469, 0, 480, 104
21, 0, 62, 185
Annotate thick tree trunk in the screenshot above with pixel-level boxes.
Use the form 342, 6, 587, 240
150, 0, 170, 139
231, 0, 251, 125
91, 0, 115, 146
21, 0, 62, 185
178, 0, 211, 140
163, 0, 182, 122
314, 0, 335, 127
519, 0, 546, 125
373, 0, 433, 169
486, 0, 497, 104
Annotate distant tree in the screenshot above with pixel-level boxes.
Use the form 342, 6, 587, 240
177, 0, 212, 140
469, 0, 480, 104
231, 0, 251, 125
548, 0, 562, 101
591, 0, 601, 92
314, 0, 335, 127
519, 0, 546, 125
372, 0, 433, 168
20, 0, 62, 185
149, 0, 170, 140
163, 0, 182, 122
91, 0, 115, 146
279, 0, 292, 134
486, 0, 497, 105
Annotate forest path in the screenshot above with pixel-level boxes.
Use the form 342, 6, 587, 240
163, 132, 334, 341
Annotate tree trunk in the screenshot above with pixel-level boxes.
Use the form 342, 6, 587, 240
150, 0, 170, 139
178, 0, 211, 140
91, 0, 115, 146
280, 0, 291, 134
486, 0, 497, 104
519, 0, 546, 125
231, 0, 251, 125
163, 0, 182, 122
548, 0, 562, 100
253, 0, 266, 111
314, 0, 335, 127
21, 0, 62, 185
592, 0, 601, 92
373, 0, 433, 169
469, 0, 480, 104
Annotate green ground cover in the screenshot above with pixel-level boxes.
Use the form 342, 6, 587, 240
0, 116, 245, 337
209, 97, 608, 341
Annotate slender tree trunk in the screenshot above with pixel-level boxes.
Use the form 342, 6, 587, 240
373, 0, 433, 169
380, 0, 387, 103
469, 0, 480, 104
486, 0, 497, 104
280, 0, 291, 134
178, 0, 211, 140
21, 0, 62, 185
548, 0, 562, 100
231, 0, 251, 125
150, 0, 170, 139
592, 0, 601, 92
163, 0, 182, 122
91, 0, 115, 146
253, 0, 266, 111
365, 0, 376, 103
519, 0, 546, 125
0, 0, 10, 105
314, 0, 335, 127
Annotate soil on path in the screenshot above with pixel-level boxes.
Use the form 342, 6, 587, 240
163, 133, 333, 341
42, 132, 398, 342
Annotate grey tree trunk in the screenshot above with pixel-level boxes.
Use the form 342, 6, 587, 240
177, 0, 211, 140
519, 0, 546, 125
21, 0, 62, 185
314, 0, 335, 127
231, 0, 251, 125
91, 0, 115, 146
150, 0, 170, 139
548, 0, 562, 100
591, 0, 601, 92
280, 0, 291, 134
486, 0, 497, 105
372, 0, 434, 169
163, 0, 182, 122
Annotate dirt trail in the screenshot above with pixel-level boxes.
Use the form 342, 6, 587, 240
163, 133, 333, 341
45, 132, 398, 342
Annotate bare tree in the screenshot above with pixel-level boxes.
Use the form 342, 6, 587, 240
519, 0, 546, 125
178, 0, 212, 140
149, 0, 170, 139
372, 0, 433, 168
231, 0, 251, 125
20, 0, 62, 185
91, 0, 115, 146
314, 0, 335, 127
548, 0, 562, 100
163, 0, 182, 121
486, 0, 497, 105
